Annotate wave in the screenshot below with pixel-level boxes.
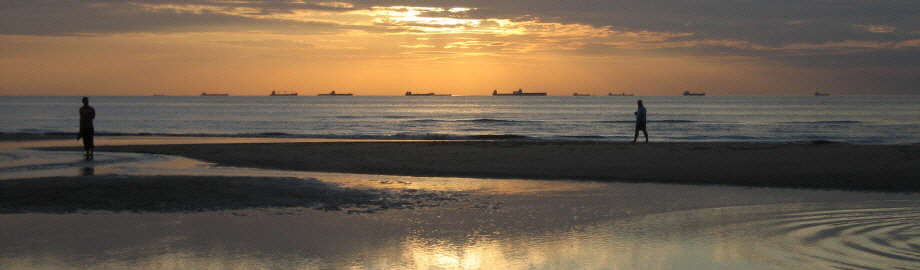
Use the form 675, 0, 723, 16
5, 131, 541, 141
407, 118, 533, 124
323, 115, 420, 120
663, 135, 772, 141
596, 120, 634, 124
597, 120, 699, 124
467, 134, 531, 139
462, 118, 530, 123
2, 130, 912, 145
656, 120, 698, 123
256, 132, 290, 137
781, 121, 861, 124
558, 135, 606, 140
802, 139, 849, 145
409, 119, 440, 123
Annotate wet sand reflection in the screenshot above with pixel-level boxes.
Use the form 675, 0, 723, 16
2, 201, 917, 269
1, 138, 918, 269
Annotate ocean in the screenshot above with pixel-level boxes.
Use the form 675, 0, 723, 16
2, 95, 918, 144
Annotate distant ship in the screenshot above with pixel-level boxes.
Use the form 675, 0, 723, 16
270, 91, 298, 96
814, 92, 830, 96
683, 91, 705, 96
608, 92, 634, 96
318, 90, 353, 96
573, 93, 591, 96
201, 92, 229, 96
493, 89, 547, 96
405, 91, 451, 96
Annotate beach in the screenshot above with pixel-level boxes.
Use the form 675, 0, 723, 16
2, 137, 920, 269
74, 140, 920, 192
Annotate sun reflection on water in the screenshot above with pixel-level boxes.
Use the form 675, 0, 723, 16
2, 187, 917, 269
2, 140, 919, 269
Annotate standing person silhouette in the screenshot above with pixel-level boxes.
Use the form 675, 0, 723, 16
78, 97, 96, 158
633, 100, 648, 143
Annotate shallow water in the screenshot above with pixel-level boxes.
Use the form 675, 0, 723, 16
1, 139, 918, 269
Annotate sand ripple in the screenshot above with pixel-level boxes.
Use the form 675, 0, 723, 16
612, 201, 920, 269
759, 205, 920, 268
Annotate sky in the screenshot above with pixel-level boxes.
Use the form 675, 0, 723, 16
1, 0, 918, 96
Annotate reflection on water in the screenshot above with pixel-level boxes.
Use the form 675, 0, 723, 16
2, 200, 917, 269
597, 202, 920, 269
381, 202, 920, 270
757, 204, 920, 268
79, 166, 94, 176
0, 146, 605, 195
1, 139, 919, 269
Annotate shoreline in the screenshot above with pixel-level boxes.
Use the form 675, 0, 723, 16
39, 140, 920, 192
4, 132, 918, 145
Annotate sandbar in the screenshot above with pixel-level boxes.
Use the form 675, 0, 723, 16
0, 175, 456, 214
63, 140, 920, 192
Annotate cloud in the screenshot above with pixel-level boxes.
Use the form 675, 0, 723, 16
215, 39, 316, 49
854, 24, 897, 34
0, 1, 351, 36
2, 0, 918, 72
399, 44, 436, 49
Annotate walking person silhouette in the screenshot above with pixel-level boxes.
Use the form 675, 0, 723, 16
633, 100, 648, 143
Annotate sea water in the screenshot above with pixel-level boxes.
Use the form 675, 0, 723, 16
2, 95, 918, 144
1, 96, 919, 269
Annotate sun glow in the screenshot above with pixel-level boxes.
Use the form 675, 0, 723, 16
3, 1, 916, 96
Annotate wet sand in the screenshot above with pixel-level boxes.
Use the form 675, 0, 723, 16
78, 141, 920, 192
0, 175, 458, 214
3, 138, 920, 269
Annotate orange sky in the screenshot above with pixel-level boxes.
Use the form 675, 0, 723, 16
1, 2, 917, 96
